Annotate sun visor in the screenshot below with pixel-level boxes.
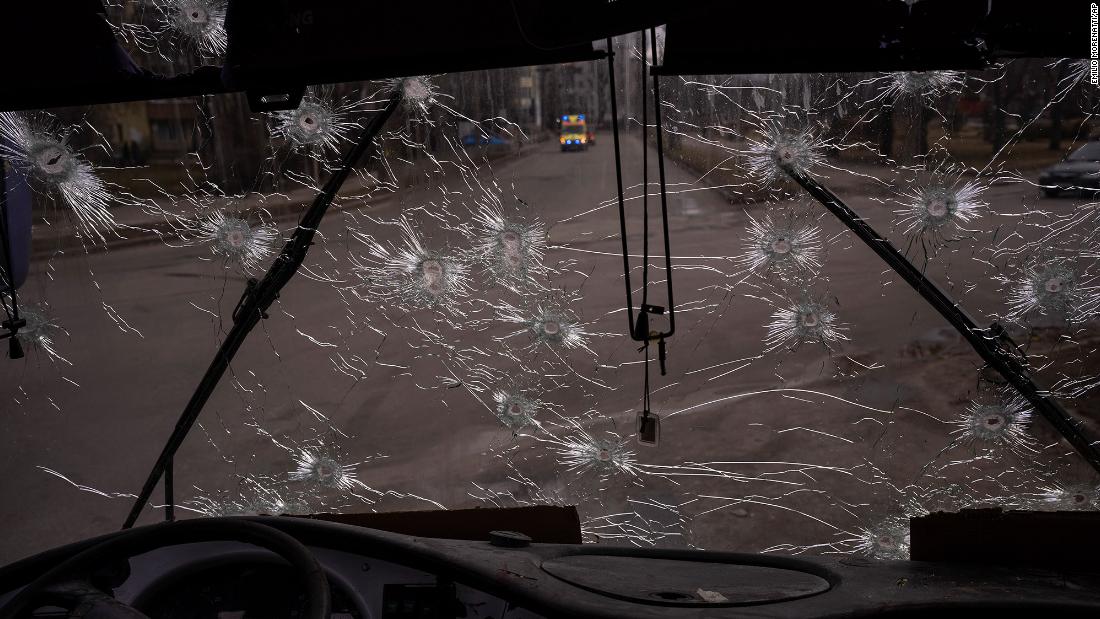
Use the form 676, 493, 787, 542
222, 1, 604, 110
0, 1, 609, 113
507, 0, 678, 49
656, 0, 1089, 76
0, 3, 227, 113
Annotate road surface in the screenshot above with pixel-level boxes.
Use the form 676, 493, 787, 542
2, 130, 1096, 562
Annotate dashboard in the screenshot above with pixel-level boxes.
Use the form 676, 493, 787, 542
2, 516, 1099, 618
131, 555, 366, 618
120, 543, 534, 619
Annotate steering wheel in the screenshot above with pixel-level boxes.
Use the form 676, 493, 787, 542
0, 518, 331, 619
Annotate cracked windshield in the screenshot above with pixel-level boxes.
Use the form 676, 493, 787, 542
3, 2, 1100, 565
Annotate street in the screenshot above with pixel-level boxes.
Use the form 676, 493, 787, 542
2, 129, 1097, 562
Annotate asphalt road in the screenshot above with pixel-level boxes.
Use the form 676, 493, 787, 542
2, 131, 1095, 562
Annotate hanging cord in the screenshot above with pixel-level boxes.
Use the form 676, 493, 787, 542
643, 330, 653, 412
638, 29, 655, 421
640, 30, 650, 321
607, 30, 677, 437
607, 32, 677, 348
650, 26, 676, 346
636, 28, 677, 380
640, 27, 677, 426
0, 159, 25, 359
608, 37, 638, 338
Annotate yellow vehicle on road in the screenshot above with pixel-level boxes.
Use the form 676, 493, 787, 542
559, 114, 588, 151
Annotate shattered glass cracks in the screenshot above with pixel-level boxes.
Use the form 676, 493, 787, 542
4, 30, 1100, 564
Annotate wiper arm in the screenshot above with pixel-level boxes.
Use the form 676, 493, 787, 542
786, 169, 1100, 475
122, 90, 404, 529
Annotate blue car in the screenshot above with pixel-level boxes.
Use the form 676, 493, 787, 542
461, 133, 510, 146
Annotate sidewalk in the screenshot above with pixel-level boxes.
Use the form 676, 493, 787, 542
662, 132, 1044, 209
33, 134, 547, 259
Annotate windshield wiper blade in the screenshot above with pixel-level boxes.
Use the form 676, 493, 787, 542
122, 91, 404, 529
787, 169, 1100, 475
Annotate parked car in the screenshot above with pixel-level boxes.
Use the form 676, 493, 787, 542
461, 133, 511, 146
1038, 141, 1100, 196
